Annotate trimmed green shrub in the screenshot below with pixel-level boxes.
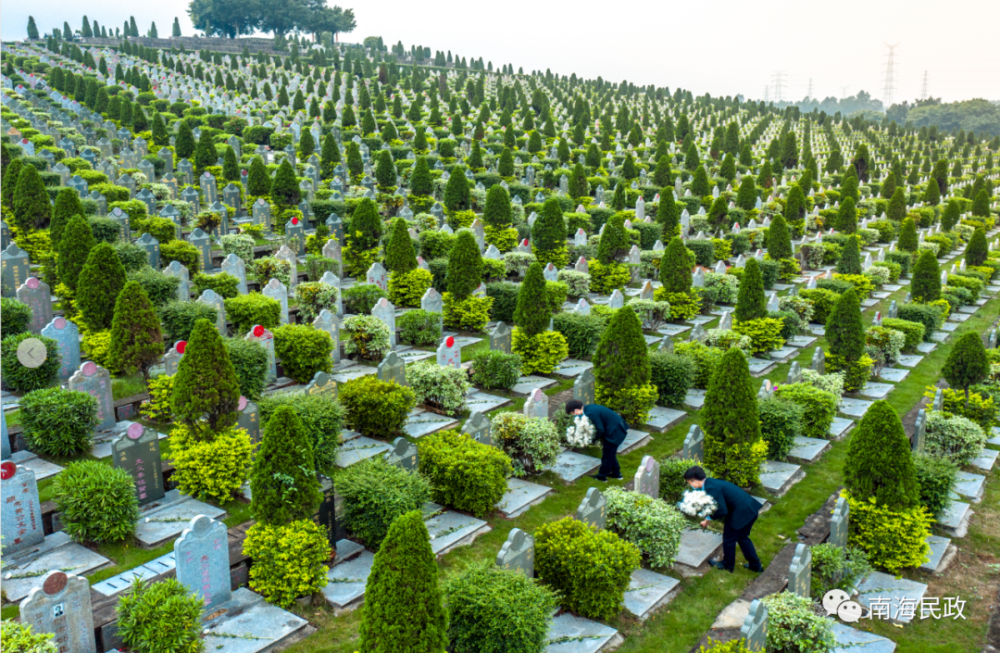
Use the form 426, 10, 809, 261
243, 519, 330, 608
342, 315, 392, 361
257, 392, 344, 473
224, 337, 269, 402
159, 240, 201, 273
333, 458, 432, 550
826, 288, 865, 361
224, 293, 282, 335
774, 382, 838, 440
0, 297, 33, 337
659, 457, 702, 504
398, 309, 442, 346
250, 405, 323, 525
0, 621, 58, 653
128, 267, 181, 307
77, 242, 127, 330
881, 317, 925, 352
471, 349, 523, 391
758, 395, 805, 459
192, 272, 239, 299
703, 348, 767, 487
116, 577, 203, 653
912, 452, 957, 519
942, 331, 990, 403
417, 430, 512, 516
910, 249, 941, 302
447, 231, 484, 300
342, 283, 387, 315
845, 400, 919, 510
798, 288, 840, 324
846, 492, 932, 574
272, 324, 332, 383
339, 375, 416, 438
924, 411, 987, 466
490, 412, 561, 477
735, 258, 766, 322
158, 300, 217, 342
408, 361, 471, 415
552, 312, 608, 359
649, 351, 695, 407
604, 486, 686, 568
531, 198, 568, 268
810, 543, 873, 602
0, 332, 60, 392
53, 460, 139, 543
760, 591, 835, 653
169, 424, 255, 501
171, 319, 241, 438
897, 303, 941, 341
592, 305, 656, 424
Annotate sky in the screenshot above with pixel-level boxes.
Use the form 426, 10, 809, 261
4, 0, 999, 105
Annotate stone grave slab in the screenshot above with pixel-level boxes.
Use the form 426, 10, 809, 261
787, 436, 831, 464
882, 284, 903, 292
758, 461, 804, 496
398, 348, 435, 364
643, 335, 663, 346
403, 409, 459, 438
829, 417, 855, 439
953, 471, 986, 502
839, 397, 874, 419
512, 375, 557, 396
970, 447, 998, 471
895, 354, 924, 368
624, 568, 681, 621
685, 316, 714, 326
939, 321, 959, 332
645, 406, 687, 432
336, 436, 391, 468
322, 550, 374, 615
920, 535, 954, 573
425, 511, 491, 557
7, 450, 63, 480
878, 367, 909, 383
915, 342, 937, 354
769, 346, 799, 362
92, 552, 176, 596
553, 359, 593, 378
859, 382, 894, 400
334, 539, 365, 561
987, 428, 1000, 449
497, 477, 553, 518
545, 613, 621, 653
684, 389, 706, 410
938, 500, 972, 538
658, 324, 691, 337
202, 588, 312, 653
870, 291, 891, 300
452, 335, 482, 348
930, 331, 950, 343
90, 422, 168, 459
786, 335, 818, 348
331, 365, 377, 384
548, 451, 601, 482
135, 495, 227, 548
674, 528, 723, 570
856, 571, 928, 624
0, 531, 112, 603
465, 391, 510, 413
948, 312, 971, 323
747, 357, 777, 377
861, 299, 879, 308
830, 622, 896, 653
618, 429, 651, 455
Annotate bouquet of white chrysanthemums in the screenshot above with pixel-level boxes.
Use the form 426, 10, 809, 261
678, 490, 718, 520
565, 414, 596, 448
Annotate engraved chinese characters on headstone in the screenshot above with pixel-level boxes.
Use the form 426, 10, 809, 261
740, 599, 768, 652
384, 436, 418, 471
573, 367, 595, 405
489, 321, 512, 354
246, 325, 276, 381
263, 279, 289, 325
175, 515, 231, 610
306, 370, 338, 397
136, 233, 160, 268
634, 455, 660, 499
496, 527, 534, 578
1, 242, 30, 296
285, 217, 305, 255
312, 309, 341, 365
237, 396, 261, 445
462, 411, 492, 446
437, 335, 461, 369
69, 361, 115, 430
1, 462, 44, 553
524, 388, 548, 419
188, 228, 213, 272
575, 487, 606, 530
787, 543, 812, 598
221, 254, 247, 295
372, 297, 396, 347
113, 423, 164, 505
683, 424, 704, 461
543, 262, 558, 282
16, 277, 52, 333
274, 245, 298, 289
829, 496, 849, 549
378, 351, 407, 386
21, 572, 96, 653
200, 171, 218, 204
366, 262, 388, 291
198, 289, 227, 334
164, 260, 190, 301
40, 317, 79, 382
253, 198, 272, 230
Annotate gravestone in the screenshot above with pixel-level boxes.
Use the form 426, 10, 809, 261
573, 368, 595, 405
306, 371, 339, 397
740, 600, 768, 652
377, 351, 407, 386
787, 543, 812, 599
312, 309, 341, 365
39, 316, 79, 382
237, 396, 261, 445
829, 496, 849, 549
524, 388, 548, 419
197, 289, 227, 334
420, 287, 443, 332
489, 321, 512, 354
543, 262, 558, 282
634, 455, 660, 499
1, 408, 9, 460
245, 325, 277, 381
1, 461, 44, 554
785, 361, 803, 385
221, 254, 248, 295
188, 228, 213, 272
912, 409, 926, 453
16, 278, 52, 333
658, 336, 674, 353
366, 262, 388, 291
69, 361, 115, 431
200, 171, 218, 204
21, 572, 96, 653
496, 528, 534, 578
932, 388, 943, 412
608, 289, 625, 309
109, 207, 131, 241
1, 243, 30, 296
163, 261, 191, 302
263, 279, 290, 325
175, 515, 231, 610
253, 198, 272, 230
682, 424, 704, 461
163, 341, 186, 375
372, 298, 396, 347
436, 335, 461, 369
383, 437, 418, 471
575, 257, 589, 274
810, 347, 825, 374
112, 423, 165, 505
285, 217, 305, 255
461, 411, 492, 447
575, 487, 606, 530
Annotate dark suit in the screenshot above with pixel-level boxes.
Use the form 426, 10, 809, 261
582, 404, 629, 479
703, 477, 762, 571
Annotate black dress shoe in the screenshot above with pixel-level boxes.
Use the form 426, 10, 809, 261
588, 474, 607, 482
743, 564, 765, 573
609, 474, 624, 480
709, 560, 733, 572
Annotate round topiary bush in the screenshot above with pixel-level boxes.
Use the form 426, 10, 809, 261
243, 519, 331, 608
53, 460, 139, 543
116, 577, 203, 653
417, 430, 513, 517
168, 424, 254, 502
339, 375, 416, 438
489, 412, 561, 477
0, 332, 61, 392
333, 457, 432, 549
272, 324, 333, 383
760, 591, 835, 653
0, 297, 33, 337
19, 387, 99, 456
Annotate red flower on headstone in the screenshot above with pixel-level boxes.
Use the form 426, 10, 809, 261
253, 325, 265, 337
176, 341, 187, 354
446, 336, 455, 348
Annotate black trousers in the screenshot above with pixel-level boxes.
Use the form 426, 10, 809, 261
721, 516, 762, 570
597, 438, 621, 479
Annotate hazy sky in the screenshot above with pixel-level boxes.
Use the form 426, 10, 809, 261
4, 0, 999, 105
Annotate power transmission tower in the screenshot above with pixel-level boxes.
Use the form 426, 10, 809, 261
771, 71, 787, 103
764, 86, 770, 103
880, 43, 900, 107
840, 86, 849, 99
807, 78, 813, 99
920, 71, 929, 100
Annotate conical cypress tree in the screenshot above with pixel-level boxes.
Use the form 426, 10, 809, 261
569, 162, 588, 199
736, 176, 757, 211
348, 198, 382, 252
766, 213, 792, 260
942, 330, 990, 407
171, 318, 240, 438
131, 103, 148, 132
446, 231, 482, 300
691, 165, 710, 197
965, 227, 988, 267
298, 129, 315, 158
897, 217, 918, 252
922, 178, 941, 205
702, 348, 761, 486
374, 150, 396, 188
247, 156, 271, 197
108, 280, 163, 381
597, 214, 629, 264
837, 197, 857, 233
826, 288, 864, 362
514, 263, 549, 337
58, 215, 96, 292
719, 153, 736, 182
444, 165, 471, 211
735, 257, 766, 322
910, 249, 941, 302
270, 159, 301, 208
1, 158, 21, 209
193, 128, 216, 172
77, 242, 127, 331
151, 112, 168, 146
27, 16, 39, 39
483, 184, 512, 228
784, 184, 806, 222
250, 405, 323, 525
359, 510, 447, 653
941, 200, 961, 231
610, 183, 626, 211
410, 156, 433, 196
887, 187, 907, 222
592, 305, 651, 391
222, 146, 240, 182
320, 134, 340, 178
653, 156, 673, 188
12, 164, 51, 232
498, 148, 514, 177
174, 120, 195, 159
384, 218, 417, 274
659, 236, 692, 294
531, 198, 567, 264
844, 400, 919, 510
50, 187, 83, 248
836, 235, 862, 275
972, 189, 991, 218
658, 192, 679, 237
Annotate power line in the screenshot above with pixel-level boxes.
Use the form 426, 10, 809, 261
771, 70, 787, 103
881, 43, 900, 106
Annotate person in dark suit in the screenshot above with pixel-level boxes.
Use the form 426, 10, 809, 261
565, 400, 629, 481
684, 465, 764, 573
